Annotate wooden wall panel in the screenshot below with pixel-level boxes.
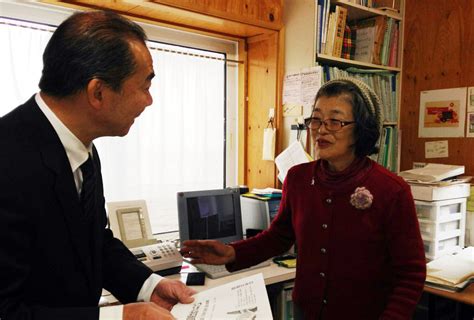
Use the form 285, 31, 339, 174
49, 0, 274, 38
150, 0, 283, 30
246, 32, 279, 188
401, 0, 474, 175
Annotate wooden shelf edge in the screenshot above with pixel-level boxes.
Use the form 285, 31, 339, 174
333, 0, 402, 20
317, 54, 401, 72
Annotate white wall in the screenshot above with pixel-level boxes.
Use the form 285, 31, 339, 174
282, 0, 316, 150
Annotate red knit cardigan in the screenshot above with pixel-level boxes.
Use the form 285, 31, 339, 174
228, 157, 426, 319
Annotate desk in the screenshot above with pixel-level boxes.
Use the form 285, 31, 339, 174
168, 261, 296, 292
424, 283, 474, 306
100, 262, 296, 307
416, 283, 474, 319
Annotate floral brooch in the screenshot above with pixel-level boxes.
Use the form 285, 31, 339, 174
350, 187, 373, 210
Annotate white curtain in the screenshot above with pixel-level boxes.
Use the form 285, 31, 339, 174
96, 43, 225, 233
0, 19, 52, 114
0, 19, 226, 234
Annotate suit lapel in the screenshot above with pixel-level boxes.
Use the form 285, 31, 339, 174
42, 146, 94, 283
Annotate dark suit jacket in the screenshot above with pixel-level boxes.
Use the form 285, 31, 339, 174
0, 96, 153, 320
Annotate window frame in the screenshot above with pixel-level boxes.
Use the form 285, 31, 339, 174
1, 1, 240, 233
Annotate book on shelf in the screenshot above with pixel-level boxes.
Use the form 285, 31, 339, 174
324, 12, 336, 56
388, 21, 399, 67
372, 16, 388, 65
332, 5, 348, 57
380, 17, 394, 65
398, 163, 465, 183
319, 0, 331, 54
353, 23, 376, 63
353, 15, 387, 65
425, 247, 474, 292
341, 25, 356, 60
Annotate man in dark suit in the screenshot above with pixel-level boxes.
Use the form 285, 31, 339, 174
0, 10, 194, 320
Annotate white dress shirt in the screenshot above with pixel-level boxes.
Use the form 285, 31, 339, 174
35, 93, 162, 319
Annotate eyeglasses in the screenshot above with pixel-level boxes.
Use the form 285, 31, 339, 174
304, 117, 355, 132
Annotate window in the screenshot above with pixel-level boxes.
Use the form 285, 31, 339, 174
0, 2, 238, 234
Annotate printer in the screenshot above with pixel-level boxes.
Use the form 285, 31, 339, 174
240, 195, 281, 237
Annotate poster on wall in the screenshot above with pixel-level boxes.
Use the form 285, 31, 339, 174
467, 113, 474, 138
466, 87, 474, 138
468, 87, 474, 112
418, 87, 466, 137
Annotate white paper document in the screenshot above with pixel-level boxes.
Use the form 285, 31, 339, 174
171, 273, 273, 320
275, 141, 311, 183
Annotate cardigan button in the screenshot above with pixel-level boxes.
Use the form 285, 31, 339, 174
325, 198, 332, 204
322, 224, 328, 229
319, 272, 325, 278
323, 299, 328, 305
320, 248, 327, 254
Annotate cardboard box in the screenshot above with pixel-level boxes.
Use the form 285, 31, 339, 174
410, 183, 470, 201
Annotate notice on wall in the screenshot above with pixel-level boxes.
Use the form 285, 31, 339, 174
425, 140, 449, 159
418, 87, 467, 137
283, 66, 323, 114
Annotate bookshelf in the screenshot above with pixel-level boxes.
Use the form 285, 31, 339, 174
314, 0, 404, 172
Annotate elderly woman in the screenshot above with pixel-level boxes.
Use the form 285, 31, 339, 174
181, 78, 426, 320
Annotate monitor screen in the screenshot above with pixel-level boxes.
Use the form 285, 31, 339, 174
177, 188, 243, 244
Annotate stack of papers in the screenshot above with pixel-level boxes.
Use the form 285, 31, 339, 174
398, 163, 465, 184
426, 247, 474, 292
251, 188, 282, 198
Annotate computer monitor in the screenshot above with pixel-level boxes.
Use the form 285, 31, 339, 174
177, 188, 243, 244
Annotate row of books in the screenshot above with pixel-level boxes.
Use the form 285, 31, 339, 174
316, 1, 399, 67
321, 65, 398, 123
370, 126, 399, 172
316, 2, 349, 58
354, 16, 399, 67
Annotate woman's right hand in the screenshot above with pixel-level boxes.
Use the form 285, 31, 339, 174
180, 240, 236, 265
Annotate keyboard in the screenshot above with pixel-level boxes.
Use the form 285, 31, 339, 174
194, 260, 271, 279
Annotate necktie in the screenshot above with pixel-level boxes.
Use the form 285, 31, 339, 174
80, 154, 97, 218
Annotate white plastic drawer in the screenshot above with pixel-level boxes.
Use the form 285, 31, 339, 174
423, 236, 462, 260
418, 219, 462, 240
415, 198, 466, 222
